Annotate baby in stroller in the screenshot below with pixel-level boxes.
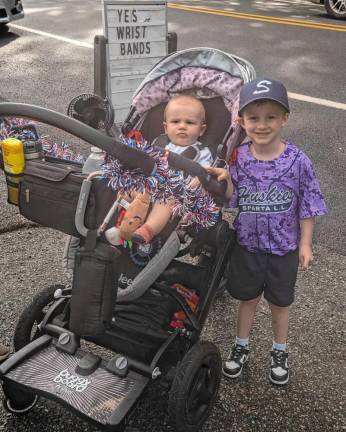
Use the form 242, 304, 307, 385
121, 94, 212, 244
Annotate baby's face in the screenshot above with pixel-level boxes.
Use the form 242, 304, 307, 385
164, 99, 206, 147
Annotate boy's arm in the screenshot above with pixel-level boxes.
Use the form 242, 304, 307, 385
206, 167, 233, 200
299, 217, 315, 270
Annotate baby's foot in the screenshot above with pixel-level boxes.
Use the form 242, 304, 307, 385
132, 224, 154, 244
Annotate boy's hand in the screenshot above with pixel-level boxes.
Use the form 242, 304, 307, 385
206, 167, 233, 200
206, 166, 230, 182
299, 243, 313, 270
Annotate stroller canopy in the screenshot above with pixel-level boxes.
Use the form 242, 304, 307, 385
131, 47, 256, 127
126, 47, 256, 157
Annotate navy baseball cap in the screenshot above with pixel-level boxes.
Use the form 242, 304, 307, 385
239, 78, 290, 113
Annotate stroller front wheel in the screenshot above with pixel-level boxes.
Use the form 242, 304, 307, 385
168, 341, 221, 432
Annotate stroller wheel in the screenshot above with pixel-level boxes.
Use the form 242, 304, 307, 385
2, 383, 39, 415
168, 341, 221, 432
3, 395, 38, 415
13, 284, 66, 351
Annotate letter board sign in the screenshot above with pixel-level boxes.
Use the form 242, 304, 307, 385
102, 0, 167, 123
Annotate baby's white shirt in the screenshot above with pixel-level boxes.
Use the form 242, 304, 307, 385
166, 141, 213, 167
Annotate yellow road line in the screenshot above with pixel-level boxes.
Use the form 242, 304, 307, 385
168, 3, 346, 32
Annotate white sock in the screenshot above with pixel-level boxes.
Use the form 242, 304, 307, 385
272, 341, 287, 351
235, 336, 249, 347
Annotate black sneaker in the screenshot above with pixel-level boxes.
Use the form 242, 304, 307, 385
222, 344, 249, 378
269, 349, 289, 385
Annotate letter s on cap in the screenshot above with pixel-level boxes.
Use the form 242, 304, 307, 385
253, 80, 272, 94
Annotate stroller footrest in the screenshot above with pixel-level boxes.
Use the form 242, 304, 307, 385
3, 341, 149, 428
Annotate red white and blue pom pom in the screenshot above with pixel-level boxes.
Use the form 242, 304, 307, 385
101, 135, 219, 228
0, 117, 32, 142
42, 140, 85, 163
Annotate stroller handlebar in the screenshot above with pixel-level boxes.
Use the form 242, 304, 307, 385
0, 103, 227, 200
0, 103, 155, 175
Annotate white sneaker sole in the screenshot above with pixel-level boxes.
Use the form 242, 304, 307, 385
269, 372, 289, 385
222, 356, 248, 379
222, 368, 243, 379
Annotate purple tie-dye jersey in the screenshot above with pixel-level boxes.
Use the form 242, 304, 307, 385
229, 142, 327, 256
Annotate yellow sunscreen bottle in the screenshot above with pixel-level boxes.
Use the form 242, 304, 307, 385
1, 137, 25, 205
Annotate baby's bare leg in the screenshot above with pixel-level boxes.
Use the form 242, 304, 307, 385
145, 201, 174, 236
133, 199, 174, 243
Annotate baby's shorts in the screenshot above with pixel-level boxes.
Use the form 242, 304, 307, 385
226, 243, 299, 307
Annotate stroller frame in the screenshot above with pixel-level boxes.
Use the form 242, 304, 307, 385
0, 103, 233, 432
0, 46, 255, 431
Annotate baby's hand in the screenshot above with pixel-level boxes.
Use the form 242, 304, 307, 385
299, 244, 313, 270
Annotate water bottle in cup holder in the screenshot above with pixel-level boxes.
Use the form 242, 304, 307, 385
82, 146, 106, 174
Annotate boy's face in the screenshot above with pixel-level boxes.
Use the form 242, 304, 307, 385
238, 101, 289, 148
163, 99, 206, 147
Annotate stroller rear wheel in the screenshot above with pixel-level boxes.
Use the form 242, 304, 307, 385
13, 284, 66, 351
2, 383, 38, 415
168, 341, 221, 432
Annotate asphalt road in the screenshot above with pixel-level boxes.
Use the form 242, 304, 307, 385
0, 1, 345, 431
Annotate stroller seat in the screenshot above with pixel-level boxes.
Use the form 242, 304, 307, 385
140, 96, 234, 159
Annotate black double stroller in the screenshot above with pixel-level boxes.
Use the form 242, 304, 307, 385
0, 48, 255, 431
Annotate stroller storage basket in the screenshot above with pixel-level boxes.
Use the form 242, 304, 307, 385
18, 159, 99, 237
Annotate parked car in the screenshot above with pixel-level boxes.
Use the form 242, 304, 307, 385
0, 0, 24, 33
309, 0, 346, 19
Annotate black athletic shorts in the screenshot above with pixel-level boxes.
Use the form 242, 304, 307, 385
227, 243, 299, 307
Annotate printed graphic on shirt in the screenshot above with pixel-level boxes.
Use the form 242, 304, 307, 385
238, 185, 294, 214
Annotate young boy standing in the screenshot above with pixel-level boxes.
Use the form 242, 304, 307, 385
207, 78, 327, 385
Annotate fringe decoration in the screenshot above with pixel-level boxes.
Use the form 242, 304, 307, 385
102, 135, 219, 228
42, 141, 85, 163
0, 117, 31, 142
0, 117, 85, 163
